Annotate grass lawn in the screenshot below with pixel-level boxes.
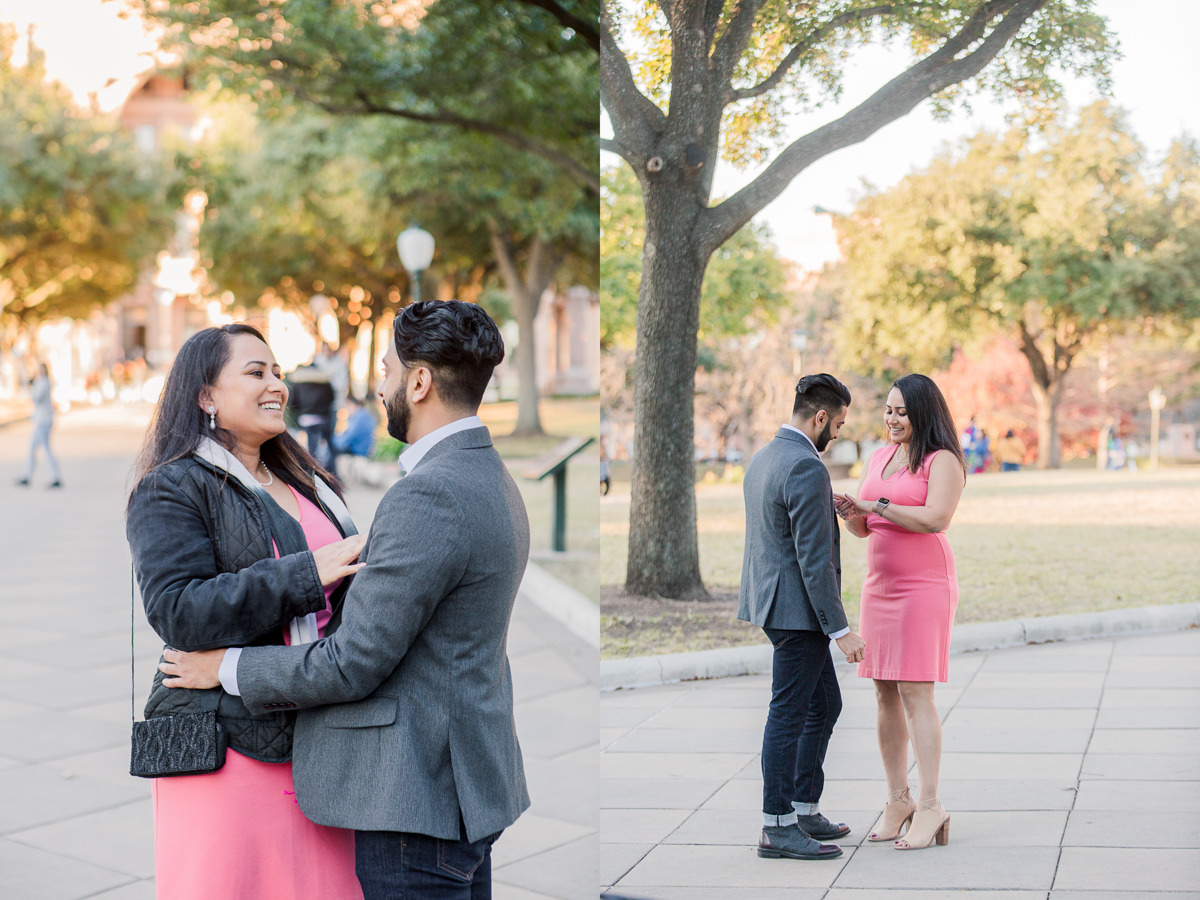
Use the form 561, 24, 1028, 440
486, 396, 600, 602
600, 464, 1200, 658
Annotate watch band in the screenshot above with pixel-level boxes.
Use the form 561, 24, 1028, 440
874, 497, 890, 516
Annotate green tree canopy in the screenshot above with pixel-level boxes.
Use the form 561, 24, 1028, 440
122, 0, 598, 194
602, 0, 1115, 597
834, 101, 1200, 467
188, 96, 597, 431
0, 27, 175, 329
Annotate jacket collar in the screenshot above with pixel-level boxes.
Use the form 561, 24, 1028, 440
775, 426, 819, 456
192, 437, 355, 535
412, 424, 493, 470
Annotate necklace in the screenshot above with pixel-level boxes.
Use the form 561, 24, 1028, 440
256, 461, 274, 487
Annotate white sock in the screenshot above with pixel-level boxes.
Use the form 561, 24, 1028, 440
763, 811, 798, 828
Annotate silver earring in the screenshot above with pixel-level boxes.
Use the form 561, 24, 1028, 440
208, 407, 216, 430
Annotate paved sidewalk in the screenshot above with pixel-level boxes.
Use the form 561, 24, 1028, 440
602, 627, 1200, 898
0, 407, 597, 900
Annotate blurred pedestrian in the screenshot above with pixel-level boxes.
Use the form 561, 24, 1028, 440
15, 362, 62, 489
970, 430, 991, 474
289, 355, 338, 478
315, 341, 350, 412
994, 429, 1026, 472
332, 395, 377, 463
125, 323, 367, 899
834, 373, 965, 851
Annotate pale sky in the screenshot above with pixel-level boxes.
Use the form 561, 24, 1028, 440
602, 0, 1200, 270
0, 0, 159, 110
4, 1, 1198, 272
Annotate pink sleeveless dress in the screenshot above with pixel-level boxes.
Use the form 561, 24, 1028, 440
151, 487, 362, 899
856, 445, 958, 683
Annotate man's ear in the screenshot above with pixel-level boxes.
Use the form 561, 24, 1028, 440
813, 408, 828, 429
409, 366, 434, 403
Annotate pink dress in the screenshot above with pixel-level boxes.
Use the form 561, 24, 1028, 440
856, 445, 958, 683
152, 487, 362, 900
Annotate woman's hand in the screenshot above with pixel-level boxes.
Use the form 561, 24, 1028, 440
833, 493, 869, 520
313, 534, 367, 586
160, 647, 225, 689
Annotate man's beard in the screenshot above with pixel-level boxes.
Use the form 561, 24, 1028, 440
814, 418, 834, 452
384, 381, 411, 444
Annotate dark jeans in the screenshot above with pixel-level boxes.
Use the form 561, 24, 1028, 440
303, 418, 338, 477
355, 827, 501, 900
761, 627, 843, 817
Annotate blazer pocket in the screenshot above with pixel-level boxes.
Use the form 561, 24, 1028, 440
321, 696, 398, 729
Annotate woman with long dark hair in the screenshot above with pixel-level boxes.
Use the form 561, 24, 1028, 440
126, 323, 367, 898
834, 373, 966, 851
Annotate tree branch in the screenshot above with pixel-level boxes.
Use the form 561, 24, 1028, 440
511, 0, 600, 53
728, 5, 897, 103
301, 88, 599, 195
710, 0, 762, 87
701, 0, 1042, 255
600, 2, 667, 162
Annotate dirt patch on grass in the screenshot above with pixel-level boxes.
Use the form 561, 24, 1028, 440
600, 585, 765, 658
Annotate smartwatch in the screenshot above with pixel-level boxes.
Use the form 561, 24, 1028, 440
874, 497, 890, 516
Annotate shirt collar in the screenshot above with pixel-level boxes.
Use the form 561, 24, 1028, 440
780, 423, 818, 453
398, 415, 483, 475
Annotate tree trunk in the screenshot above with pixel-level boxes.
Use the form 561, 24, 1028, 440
490, 227, 561, 437
1017, 321, 1066, 469
512, 284, 543, 435
1029, 379, 1061, 469
625, 184, 709, 599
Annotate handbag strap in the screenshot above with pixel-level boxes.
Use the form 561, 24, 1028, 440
130, 565, 223, 721
130, 566, 135, 724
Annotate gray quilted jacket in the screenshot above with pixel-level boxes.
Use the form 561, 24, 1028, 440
126, 439, 356, 761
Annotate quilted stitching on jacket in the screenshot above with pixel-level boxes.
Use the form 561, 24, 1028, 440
131, 458, 314, 761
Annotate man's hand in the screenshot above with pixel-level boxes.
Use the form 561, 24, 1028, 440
835, 631, 866, 664
160, 647, 226, 689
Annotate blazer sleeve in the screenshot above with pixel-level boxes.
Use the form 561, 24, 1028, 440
126, 470, 328, 651
234, 473, 470, 714
784, 458, 849, 636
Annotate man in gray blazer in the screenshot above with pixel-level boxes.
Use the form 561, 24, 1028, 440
163, 301, 530, 899
738, 373, 866, 862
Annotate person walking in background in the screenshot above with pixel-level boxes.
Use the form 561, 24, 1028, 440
332, 395, 378, 464
994, 428, 1026, 472
738, 373, 867, 862
288, 354, 339, 478
315, 341, 351, 413
125, 323, 368, 898
15, 362, 62, 488
159, 301, 531, 900
834, 373, 966, 851
970, 429, 991, 474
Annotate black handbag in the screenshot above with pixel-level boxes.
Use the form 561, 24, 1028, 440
129, 570, 228, 778
130, 707, 228, 778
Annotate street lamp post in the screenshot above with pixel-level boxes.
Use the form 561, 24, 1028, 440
790, 328, 808, 378
396, 225, 435, 305
1149, 386, 1166, 470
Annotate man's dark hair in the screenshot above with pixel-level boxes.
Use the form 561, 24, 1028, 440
792, 373, 851, 419
393, 300, 505, 411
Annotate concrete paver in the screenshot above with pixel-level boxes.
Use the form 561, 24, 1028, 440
0, 406, 597, 900
602, 626, 1200, 898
